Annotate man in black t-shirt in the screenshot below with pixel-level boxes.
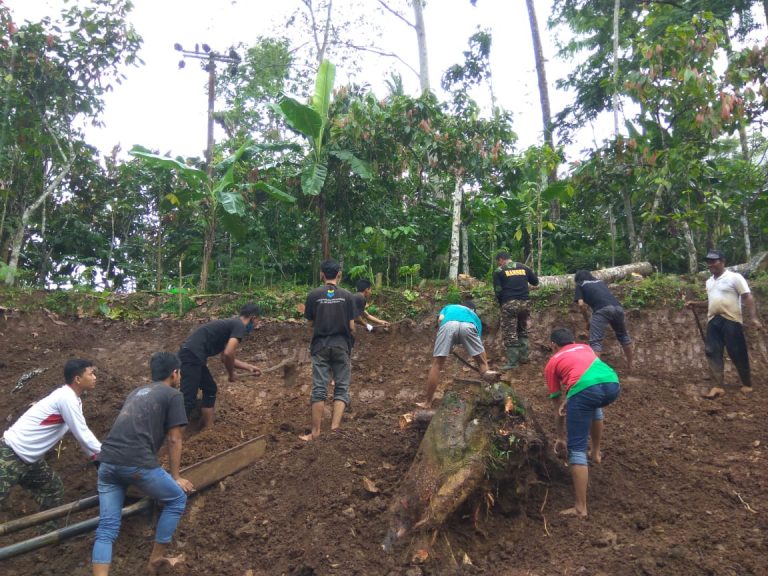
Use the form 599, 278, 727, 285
300, 259, 356, 441
178, 303, 261, 430
493, 252, 539, 369
92, 352, 193, 576
574, 270, 633, 369
352, 279, 389, 331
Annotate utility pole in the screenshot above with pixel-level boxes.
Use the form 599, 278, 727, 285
174, 43, 239, 175
173, 43, 239, 291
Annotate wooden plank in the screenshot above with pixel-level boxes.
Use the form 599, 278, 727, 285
128, 435, 266, 497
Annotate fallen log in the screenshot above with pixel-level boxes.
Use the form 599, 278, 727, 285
537, 261, 653, 289
383, 379, 548, 555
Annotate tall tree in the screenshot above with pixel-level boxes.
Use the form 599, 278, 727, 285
0, 0, 142, 285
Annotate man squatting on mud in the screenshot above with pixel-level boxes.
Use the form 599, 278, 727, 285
1, 359, 101, 521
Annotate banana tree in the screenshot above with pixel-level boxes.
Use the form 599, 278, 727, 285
271, 59, 371, 259
130, 141, 296, 291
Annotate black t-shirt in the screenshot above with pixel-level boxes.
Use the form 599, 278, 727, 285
493, 262, 539, 304
351, 292, 367, 319
99, 383, 188, 469
574, 280, 621, 311
304, 283, 355, 354
181, 317, 246, 363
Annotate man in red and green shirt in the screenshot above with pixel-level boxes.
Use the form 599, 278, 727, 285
545, 327, 621, 518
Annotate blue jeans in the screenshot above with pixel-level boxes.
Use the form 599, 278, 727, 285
566, 382, 620, 466
92, 464, 187, 565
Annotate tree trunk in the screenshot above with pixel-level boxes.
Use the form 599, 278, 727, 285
319, 190, 330, 260
199, 211, 215, 292
412, 0, 430, 93
448, 179, 462, 280
524, 0, 559, 220
525, 0, 552, 149
383, 380, 547, 555
460, 223, 469, 275
681, 219, 697, 274
537, 261, 653, 289
5, 159, 73, 287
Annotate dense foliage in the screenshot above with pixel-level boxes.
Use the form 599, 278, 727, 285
1, 0, 766, 294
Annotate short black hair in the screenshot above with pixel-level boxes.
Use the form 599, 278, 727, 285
574, 270, 596, 285
150, 352, 181, 381
240, 302, 260, 318
550, 328, 575, 347
356, 279, 372, 292
321, 259, 341, 280
495, 251, 510, 261
462, 299, 477, 311
64, 359, 94, 384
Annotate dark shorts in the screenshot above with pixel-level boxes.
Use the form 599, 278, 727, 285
179, 348, 217, 414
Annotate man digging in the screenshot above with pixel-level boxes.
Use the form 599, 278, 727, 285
419, 299, 498, 408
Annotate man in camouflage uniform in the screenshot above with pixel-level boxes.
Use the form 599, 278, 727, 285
493, 252, 539, 369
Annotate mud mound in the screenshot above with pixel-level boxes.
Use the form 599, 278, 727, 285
1, 304, 766, 575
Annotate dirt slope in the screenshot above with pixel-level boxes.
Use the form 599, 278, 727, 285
0, 301, 766, 576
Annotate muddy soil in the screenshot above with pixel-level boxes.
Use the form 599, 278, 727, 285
0, 301, 766, 576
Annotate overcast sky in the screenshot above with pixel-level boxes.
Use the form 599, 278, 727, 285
16, 0, 610, 162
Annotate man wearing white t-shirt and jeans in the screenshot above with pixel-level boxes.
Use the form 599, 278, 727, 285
686, 249, 762, 397
0, 359, 101, 516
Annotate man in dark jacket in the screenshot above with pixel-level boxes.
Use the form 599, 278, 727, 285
493, 252, 539, 369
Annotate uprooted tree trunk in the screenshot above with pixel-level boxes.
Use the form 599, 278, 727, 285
383, 379, 551, 559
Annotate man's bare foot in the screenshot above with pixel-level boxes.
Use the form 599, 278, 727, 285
299, 433, 316, 442
148, 554, 185, 575
702, 387, 725, 399
559, 507, 587, 518
414, 401, 432, 410
740, 386, 754, 394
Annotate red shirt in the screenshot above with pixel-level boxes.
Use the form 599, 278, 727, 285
544, 343, 618, 399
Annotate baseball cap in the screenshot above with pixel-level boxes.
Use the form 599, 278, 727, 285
705, 249, 725, 261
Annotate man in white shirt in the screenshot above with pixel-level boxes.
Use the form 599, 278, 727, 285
1, 359, 101, 514
686, 250, 762, 398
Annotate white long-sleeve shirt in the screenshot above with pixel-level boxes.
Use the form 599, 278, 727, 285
3, 385, 101, 464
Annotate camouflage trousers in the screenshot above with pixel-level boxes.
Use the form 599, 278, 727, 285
0, 444, 64, 514
500, 299, 531, 348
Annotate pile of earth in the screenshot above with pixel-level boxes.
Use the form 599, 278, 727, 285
0, 295, 766, 575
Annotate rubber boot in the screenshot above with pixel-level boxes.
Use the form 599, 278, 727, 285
499, 346, 519, 371
518, 337, 530, 364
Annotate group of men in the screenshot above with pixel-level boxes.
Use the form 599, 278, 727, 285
0, 249, 761, 567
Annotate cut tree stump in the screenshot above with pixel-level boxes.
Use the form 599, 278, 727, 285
383, 378, 551, 556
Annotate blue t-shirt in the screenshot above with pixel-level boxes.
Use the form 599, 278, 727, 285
438, 305, 482, 336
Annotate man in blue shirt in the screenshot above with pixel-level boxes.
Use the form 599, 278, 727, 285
419, 300, 497, 407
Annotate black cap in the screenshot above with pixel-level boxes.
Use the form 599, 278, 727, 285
705, 249, 725, 261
